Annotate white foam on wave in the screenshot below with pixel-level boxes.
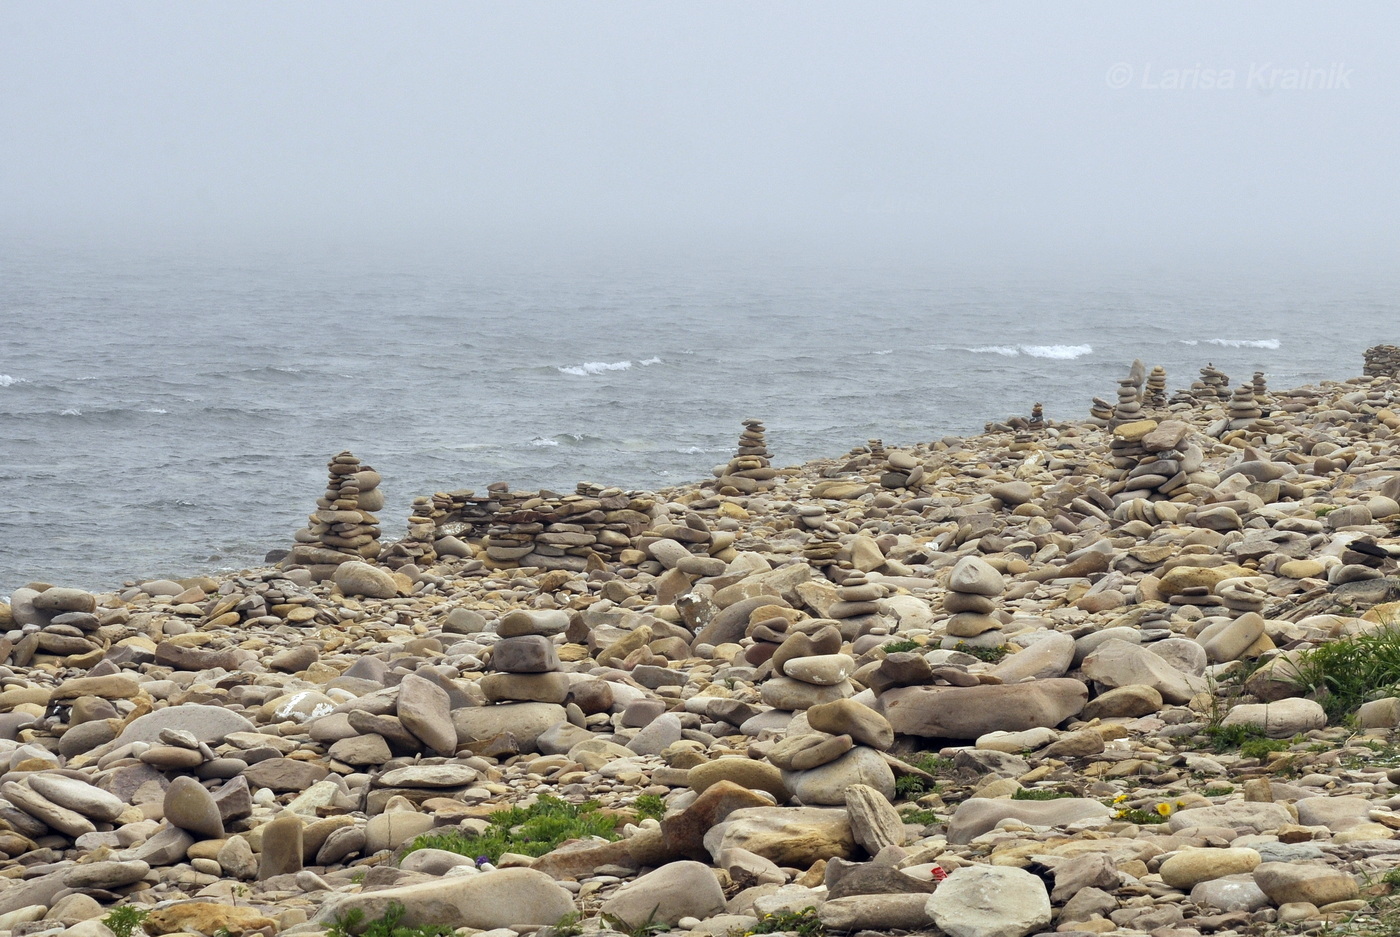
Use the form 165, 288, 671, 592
59, 408, 82, 416
558, 360, 633, 376
966, 344, 1092, 359
1022, 344, 1093, 359
140, 408, 169, 414
639, 356, 662, 366
0, 374, 25, 387
530, 436, 560, 447
1206, 338, 1281, 350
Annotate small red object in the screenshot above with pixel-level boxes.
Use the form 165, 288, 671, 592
930, 866, 948, 881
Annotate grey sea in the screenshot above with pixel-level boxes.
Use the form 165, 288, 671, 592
2, 243, 1395, 593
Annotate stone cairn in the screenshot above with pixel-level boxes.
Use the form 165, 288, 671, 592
1144, 367, 1168, 410
1028, 402, 1045, 429
879, 449, 924, 490
941, 555, 1005, 647
1105, 419, 1194, 507
478, 609, 570, 723
1251, 371, 1270, 408
713, 419, 777, 493
1364, 343, 1400, 378
1225, 384, 1263, 431
285, 451, 383, 576
381, 496, 442, 570
1087, 395, 1115, 426
825, 569, 891, 638
1196, 363, 1230, 401
763, 625, 898, 804
1110, 376, 1145, 427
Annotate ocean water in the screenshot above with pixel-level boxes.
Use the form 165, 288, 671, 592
2, 244, 1395, 594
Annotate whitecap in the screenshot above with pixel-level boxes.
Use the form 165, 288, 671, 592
0, 374, 26, 387
59, 408, 82, 416
1021, 344, 1093, 359
1205, 338, 1281, 350
639, 356, 662, 366
140, 408, 169, 414
969, 345, 1021, 356
557, 360, 633, 376
530, 436, 560, 447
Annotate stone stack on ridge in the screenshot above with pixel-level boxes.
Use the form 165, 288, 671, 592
941, 555, 1005, 647
866, 438, 886, 462
1225, 384, 1263, 431
1145, 366, 1168, 410
770, 694, 899, 805
285, 451, 383, 577
713, 419, 778, 494
1364, 343, 1400, 378
1028, 402, 1045, 430
1252, 371, 1270, 408
481, 486, 646, 572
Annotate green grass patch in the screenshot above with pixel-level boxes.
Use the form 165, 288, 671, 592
1012, 787, 1074, 801
102, 907, 149, 937
1203, 785, 1235, 797
1239, 737, 1291, 760
400, 794, 621, 863
1203, 722, 1270, 753
952, 642, 1008, 663
324, 903, 454, 937
632, 793, 666, 821
882, 639, 920, 654
743, 907, 825, 937
602, 907, 671, 937
899, 807, 943, 826
1289, 625, 1400, 723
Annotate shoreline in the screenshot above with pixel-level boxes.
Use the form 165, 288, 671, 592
2, 352, 1400, 936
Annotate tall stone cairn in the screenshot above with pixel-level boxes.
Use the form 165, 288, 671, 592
286, 451, 383, 576
1144, 367, 1168, 410
713, 419, 778, 493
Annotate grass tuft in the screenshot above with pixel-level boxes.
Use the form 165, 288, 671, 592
400, 794, 621, 863
1289, 625, 1400, 723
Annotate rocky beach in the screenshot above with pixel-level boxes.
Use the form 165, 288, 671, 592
8, 348, 1400, 937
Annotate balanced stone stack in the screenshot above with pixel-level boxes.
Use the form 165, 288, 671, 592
761, 623, 856, 713
713, 419, 778, 494
941, 556, 1005, 647
879, 449, 925, 490
1252, 371, 1271, 411
1225, 384, 1263, 431
381, 496, 441, 570
1028, 402, 1045, 430
1109, 377, 1144, 427
1195, 364, 1231, 401
1145, 367, 1168, 410
866, 438, 886, 462
285, 451, 383, 576
479, 609, 569, 708
1364, 344, 1400, 378
770, 697, 898, 805
1087, 396, 1115, 426
1105, 419, 1195, 505
823, 571, 891, 639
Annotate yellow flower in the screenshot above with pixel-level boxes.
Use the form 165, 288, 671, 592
1113, 793, 1128, 804
1155, 802, 1173, 817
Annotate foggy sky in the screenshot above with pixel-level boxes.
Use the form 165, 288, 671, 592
2, 2, 1398, 266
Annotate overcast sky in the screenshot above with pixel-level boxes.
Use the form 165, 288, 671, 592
2, 2, 1397, 266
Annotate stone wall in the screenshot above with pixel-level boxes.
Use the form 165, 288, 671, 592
1364, 344, 1400, 378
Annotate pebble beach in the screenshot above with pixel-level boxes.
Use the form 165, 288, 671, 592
7, 349, 1400, 937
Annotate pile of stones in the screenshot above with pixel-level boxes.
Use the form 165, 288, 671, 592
1144, 365, 1168, 409
480, 609, 570, 710
1225, 383, 1264, 431
1364, 342, 1400, 377
941, 555, 1005, 647
285, 451, 383, 577
1104, 419, 1197, 505
713, 419, 778, 494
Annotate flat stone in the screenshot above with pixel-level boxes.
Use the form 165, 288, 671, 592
782, 747, 895, 806
947, 798, 1113, 845
1159, 847, 1261, 889
397, 673, 457, 756
689, 757, 789, 802
926, 865, 1051, 937
806, 699, 894, 750
313, 867, 575, 931
878, 679, 1088, 739
601, 860, 726, 927
1253, 861, 1359, 906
